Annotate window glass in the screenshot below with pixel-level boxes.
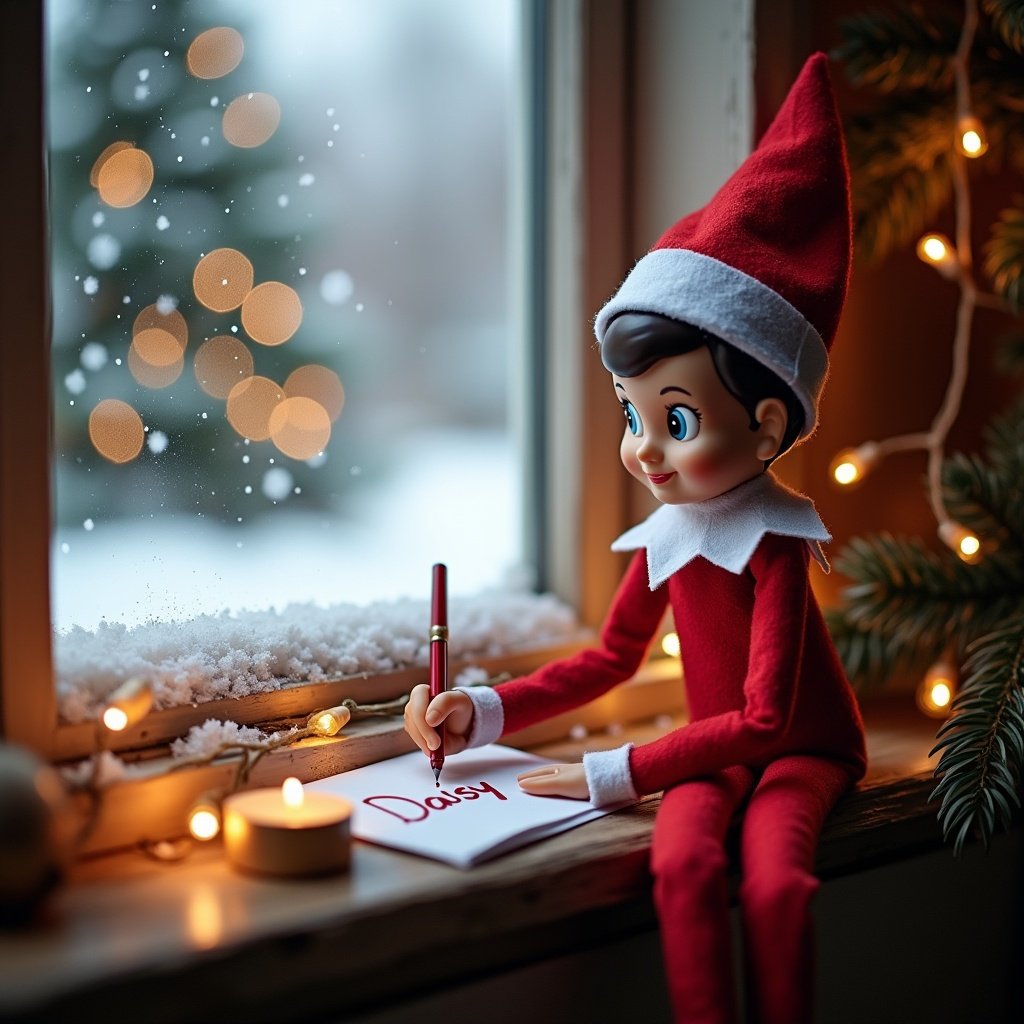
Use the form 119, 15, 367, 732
47, 0, 522, 633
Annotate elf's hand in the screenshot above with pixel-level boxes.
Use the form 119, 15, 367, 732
517, 762, 590, 800
404, 684, 475, 756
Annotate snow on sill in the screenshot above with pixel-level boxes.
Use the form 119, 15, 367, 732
54, 589, 578, 724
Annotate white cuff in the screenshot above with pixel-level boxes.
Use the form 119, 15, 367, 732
583, 744, 639, 806
461, 685, 504, 748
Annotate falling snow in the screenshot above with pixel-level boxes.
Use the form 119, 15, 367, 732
147, 430, 169, 454
261, 466, 293, 501
54, 589, 579, 723
81, 342, 108, 371
320, 269, 354, 306
65, 369, 87, 395
83, 276, 99, 295
155, 294, 178, 314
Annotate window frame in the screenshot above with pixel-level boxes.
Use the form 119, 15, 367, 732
1, 0, 755, 772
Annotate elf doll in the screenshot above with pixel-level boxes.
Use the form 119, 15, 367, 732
405, 53, 866, 1024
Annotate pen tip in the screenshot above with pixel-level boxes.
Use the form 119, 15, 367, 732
433, 767, 441, 786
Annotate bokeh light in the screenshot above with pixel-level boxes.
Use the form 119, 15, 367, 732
88, 399, 145, 463
194, 335, 255, 399
269, 396, 331, 460
284, 364, 345, 421
186, 27, 245, 80
134, 304, 189, 349
222, 92, 281, 148
193, 248, 254, 313
95, 144, 154, 208
226, 376, 284, 441
89, 141, 134, 187
241, 281, 303, 345
132, 327, 185, 368
128, 343, 185, 389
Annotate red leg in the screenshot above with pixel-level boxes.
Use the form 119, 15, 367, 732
652, 766, 755, 1024
737, 756, 855, 1024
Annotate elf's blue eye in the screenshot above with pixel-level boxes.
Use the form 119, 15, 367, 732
667, 405, 700, 442
622, 401, 642, 436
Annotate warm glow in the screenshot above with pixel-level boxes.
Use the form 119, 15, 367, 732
194, 335, 255, 398
956, 116, 988, 158
241, 281, 303, 346
309, 705, 352, 737
917, 234, 950, 264
88, 398, 145, 463
186, 885, 225, 951
917, 661, 957, 718
188, 803, 222, 841
95, 145, 154, 208
226, 375, 284, 441
282, 777, 304, 809
193, 248, 255, 313
268, 396, 331, 460
222, 92, 281, 148
133, 327, 185, 367
186, 27, 245, 80
829, 443, 878, 488
128, 344, 185, 389
89, 141, 134, 187
284, 365, 346, 422
101, 706, 129, 732
661, 632, 681, 658
100, 677, 154, 731
134, 305, 189, 347
938, 521, 982, 563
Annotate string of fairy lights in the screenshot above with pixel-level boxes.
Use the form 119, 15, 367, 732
92, 675, 409, 848
829, 0, 997, 719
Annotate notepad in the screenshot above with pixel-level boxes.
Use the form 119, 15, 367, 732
307, 745, 629, 869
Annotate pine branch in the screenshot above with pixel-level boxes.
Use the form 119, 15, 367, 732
834, 533, 1024, 658
825, 606, 934, 691
982, 0, 1024, 54
984, 197, 1024, 311
942, 452, 1024, 551
930, 623, 1024, 853
852, 154, 953, 262
834, 4, 960, 91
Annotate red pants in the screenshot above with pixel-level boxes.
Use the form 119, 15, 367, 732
650, 755, 855, 1024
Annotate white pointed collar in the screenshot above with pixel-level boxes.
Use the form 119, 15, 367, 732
611, 472, 831, 589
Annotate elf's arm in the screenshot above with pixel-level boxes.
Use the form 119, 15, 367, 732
460, 550, 669, 748
623, 532, 809, 796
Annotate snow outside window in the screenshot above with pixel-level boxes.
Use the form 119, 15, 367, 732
47, 0, 537, 718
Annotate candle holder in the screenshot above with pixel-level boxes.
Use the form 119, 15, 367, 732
222, 778, 352, 878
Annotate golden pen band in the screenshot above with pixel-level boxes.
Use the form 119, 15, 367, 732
429, 625, 449, 642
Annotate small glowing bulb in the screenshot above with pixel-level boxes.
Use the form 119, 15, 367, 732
916, 660, 957, 718
956, 116, 988, 158
308, 704, 352, 737
938, 521, 982, 563
102, 706, 130, 732
661, 632, 681, 657
915, 233, 959, 278
99, 677, 153, 732
188, 800, 221, 841
282, 776, 304, 808
829, 443, 878, 488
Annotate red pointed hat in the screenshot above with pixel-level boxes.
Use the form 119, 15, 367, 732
594, 52, 851, 438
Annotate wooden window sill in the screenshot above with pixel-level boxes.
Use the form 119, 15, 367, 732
0, 702, 971, 1023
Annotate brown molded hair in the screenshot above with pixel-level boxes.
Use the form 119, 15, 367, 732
600, 312, 805, 461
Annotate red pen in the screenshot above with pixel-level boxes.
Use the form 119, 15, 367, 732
428, 563, 448, 787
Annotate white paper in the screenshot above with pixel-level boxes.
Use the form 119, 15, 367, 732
308, 745, 626, 869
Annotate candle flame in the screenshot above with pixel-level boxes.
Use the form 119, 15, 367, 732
282, 776, 304, 808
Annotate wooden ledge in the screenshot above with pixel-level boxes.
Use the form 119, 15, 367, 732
0, 703, 956, 1023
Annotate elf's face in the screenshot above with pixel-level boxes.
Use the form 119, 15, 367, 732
612, 346, 787, 505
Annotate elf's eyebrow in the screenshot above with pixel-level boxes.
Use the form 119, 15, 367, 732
660, 385, 692, 396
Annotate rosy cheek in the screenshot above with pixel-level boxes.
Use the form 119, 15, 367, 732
620, 438, 642, 478
677, 452, 721, 481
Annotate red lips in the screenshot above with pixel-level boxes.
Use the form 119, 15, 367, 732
647, 472, 676, 485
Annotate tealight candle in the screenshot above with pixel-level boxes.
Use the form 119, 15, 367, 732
222, 777, 352, 878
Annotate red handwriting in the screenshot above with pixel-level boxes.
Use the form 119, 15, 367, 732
363, 781, 507, 824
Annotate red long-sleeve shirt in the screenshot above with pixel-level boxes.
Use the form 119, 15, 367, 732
495, 533, 866, 795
